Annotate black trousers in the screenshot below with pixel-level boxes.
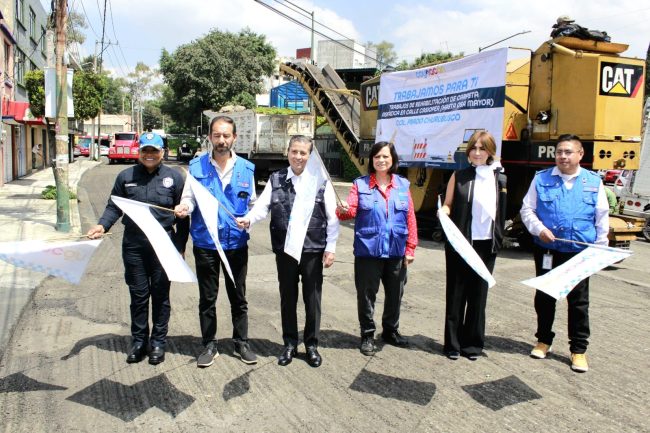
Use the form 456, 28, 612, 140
354, 257, 406, 336
122, 241, 171, 348
194, 246, 249, 346
533, 245, 590, 354
275, 251, 324, 348
443, 240, 496, 356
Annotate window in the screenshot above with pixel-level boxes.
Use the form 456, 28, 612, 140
30, 61, 36, 72
40, 27, 46, 54
15, 49, 25, 85
3, 43, 9, 78
29, 8, 36, 40
16, 0, 25, 23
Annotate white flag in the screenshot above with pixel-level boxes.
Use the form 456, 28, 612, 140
0, 239, 101, 284
437, 206, 496, 288
521, 245, 631, 299
111, 196, 197, 283
284, 147, 329, 263
186, 174, 235, 283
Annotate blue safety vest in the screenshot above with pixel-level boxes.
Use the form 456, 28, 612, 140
189, 154, 255, 250
533, 168, 600, 252
353, 175, 410, 258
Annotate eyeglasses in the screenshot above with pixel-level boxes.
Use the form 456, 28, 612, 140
556, 150, 577, 156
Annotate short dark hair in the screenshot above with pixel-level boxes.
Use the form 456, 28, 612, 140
557, 133, 582, 149
210, 115, 236, 134
368, 141, 399, 175
466, 131, 497, 164
288, 135, 313, 153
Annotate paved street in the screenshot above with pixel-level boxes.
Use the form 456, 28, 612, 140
1, 161, 649, 432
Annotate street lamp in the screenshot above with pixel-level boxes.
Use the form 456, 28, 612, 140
479, 30, 531, 52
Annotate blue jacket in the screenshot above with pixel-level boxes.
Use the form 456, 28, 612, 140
533, 168, 600, 253
353, 175, 410, 258
189, 154, 255, 250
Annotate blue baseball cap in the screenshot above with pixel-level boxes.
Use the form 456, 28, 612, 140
139, 132, 164, 150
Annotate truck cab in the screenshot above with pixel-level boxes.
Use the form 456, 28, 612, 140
108, 132, 140, 163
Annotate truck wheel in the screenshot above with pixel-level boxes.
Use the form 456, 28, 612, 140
431, 229, 444, 242
643, 219, 650, 242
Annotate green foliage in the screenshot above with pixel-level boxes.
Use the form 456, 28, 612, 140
72, 71, 107, 120
41, 185, 76, 200
67, 11, 88, 46
341, 150, 362, 181
368, 41, 398, 67
25, 70, 45, 117
103, 76, 130, 115
396, 51, 463, 71
255, 107, 300, 115
159, 28, 276, 129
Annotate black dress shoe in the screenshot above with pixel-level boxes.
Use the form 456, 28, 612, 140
149, 346, 165, 365
126, 343, 147, 364
306, 347, 322, 368
278, 346, 297, 366
382, 330, 409, 347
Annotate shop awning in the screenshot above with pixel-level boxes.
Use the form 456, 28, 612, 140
1, 100, 46, 125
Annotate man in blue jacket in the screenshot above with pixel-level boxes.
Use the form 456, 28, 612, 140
175, 116, 257, 368
520, 134, 609, 373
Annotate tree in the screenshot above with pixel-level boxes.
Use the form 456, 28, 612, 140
66, 11, 88, 46
25, 70, 46, 117
367, 41, 397, 67
159, 28, 276, 129
396, 51, 463, 71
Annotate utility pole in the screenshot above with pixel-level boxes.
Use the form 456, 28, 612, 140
89, 41, 98, 160
54, 0, 70, 232
96, 0, 108, 159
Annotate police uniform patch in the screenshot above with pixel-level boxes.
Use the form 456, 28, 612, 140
162, 177, 174, 188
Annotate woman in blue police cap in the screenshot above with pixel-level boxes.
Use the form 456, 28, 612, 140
87, 132, 189, 365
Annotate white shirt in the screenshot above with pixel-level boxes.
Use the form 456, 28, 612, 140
520, 167, 609, 245
180, 151, 257, 213
246, 167, 340, 253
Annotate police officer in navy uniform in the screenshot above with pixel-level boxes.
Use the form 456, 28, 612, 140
87, 132, 189, 365
520, 134, 609, 373
237, 135, 339, 368
175, 115, 258, 368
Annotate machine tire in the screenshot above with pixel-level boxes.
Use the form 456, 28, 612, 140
643, 218, 650, 242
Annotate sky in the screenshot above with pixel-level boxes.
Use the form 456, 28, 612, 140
43, 0, 649, 78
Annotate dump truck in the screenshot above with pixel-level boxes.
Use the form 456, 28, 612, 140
280, 35, 646, 245
202, 108, 314, 181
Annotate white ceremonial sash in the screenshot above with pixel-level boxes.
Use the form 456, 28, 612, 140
284, 147, 329, 263
521, 245, 631, 299
186, 174, 235, 283
437, 207, 496, 288
111, 196, 197, 283
0, 239, 102, 284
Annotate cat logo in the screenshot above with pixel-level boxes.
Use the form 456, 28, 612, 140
599, 62, 644, 98
363, 82, 379, 111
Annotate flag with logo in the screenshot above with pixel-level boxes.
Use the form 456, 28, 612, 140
284, 147, 329, 263
437, 202, 496, 288
111, 196, 197, 283
521, 245, 631, 299
186, 174, 235, 283
0, 239, 102, 284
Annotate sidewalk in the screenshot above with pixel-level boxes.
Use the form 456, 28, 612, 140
0, 159, 100, 359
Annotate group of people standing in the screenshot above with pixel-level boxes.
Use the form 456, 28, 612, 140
88, 118, 605, 374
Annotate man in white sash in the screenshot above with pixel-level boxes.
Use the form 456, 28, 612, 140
520, 134, 609, 373
238, 135, 339, 368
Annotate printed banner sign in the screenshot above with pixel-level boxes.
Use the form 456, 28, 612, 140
111, 196, 197, 283
0, 239, 101, 284
377, 48, 507, 167
437, 209, 496, 288
521, 246, 631, 299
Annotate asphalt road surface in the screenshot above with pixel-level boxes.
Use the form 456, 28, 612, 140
1, 161, 649, 432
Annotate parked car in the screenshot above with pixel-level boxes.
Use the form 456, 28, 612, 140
177, 141, 195, 163
604, 169, 622, 184
613, 170, 634, 197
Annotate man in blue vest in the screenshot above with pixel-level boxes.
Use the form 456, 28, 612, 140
520, 134, 609, 373
174, 116, 257, 368
237, 135, 339, 368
